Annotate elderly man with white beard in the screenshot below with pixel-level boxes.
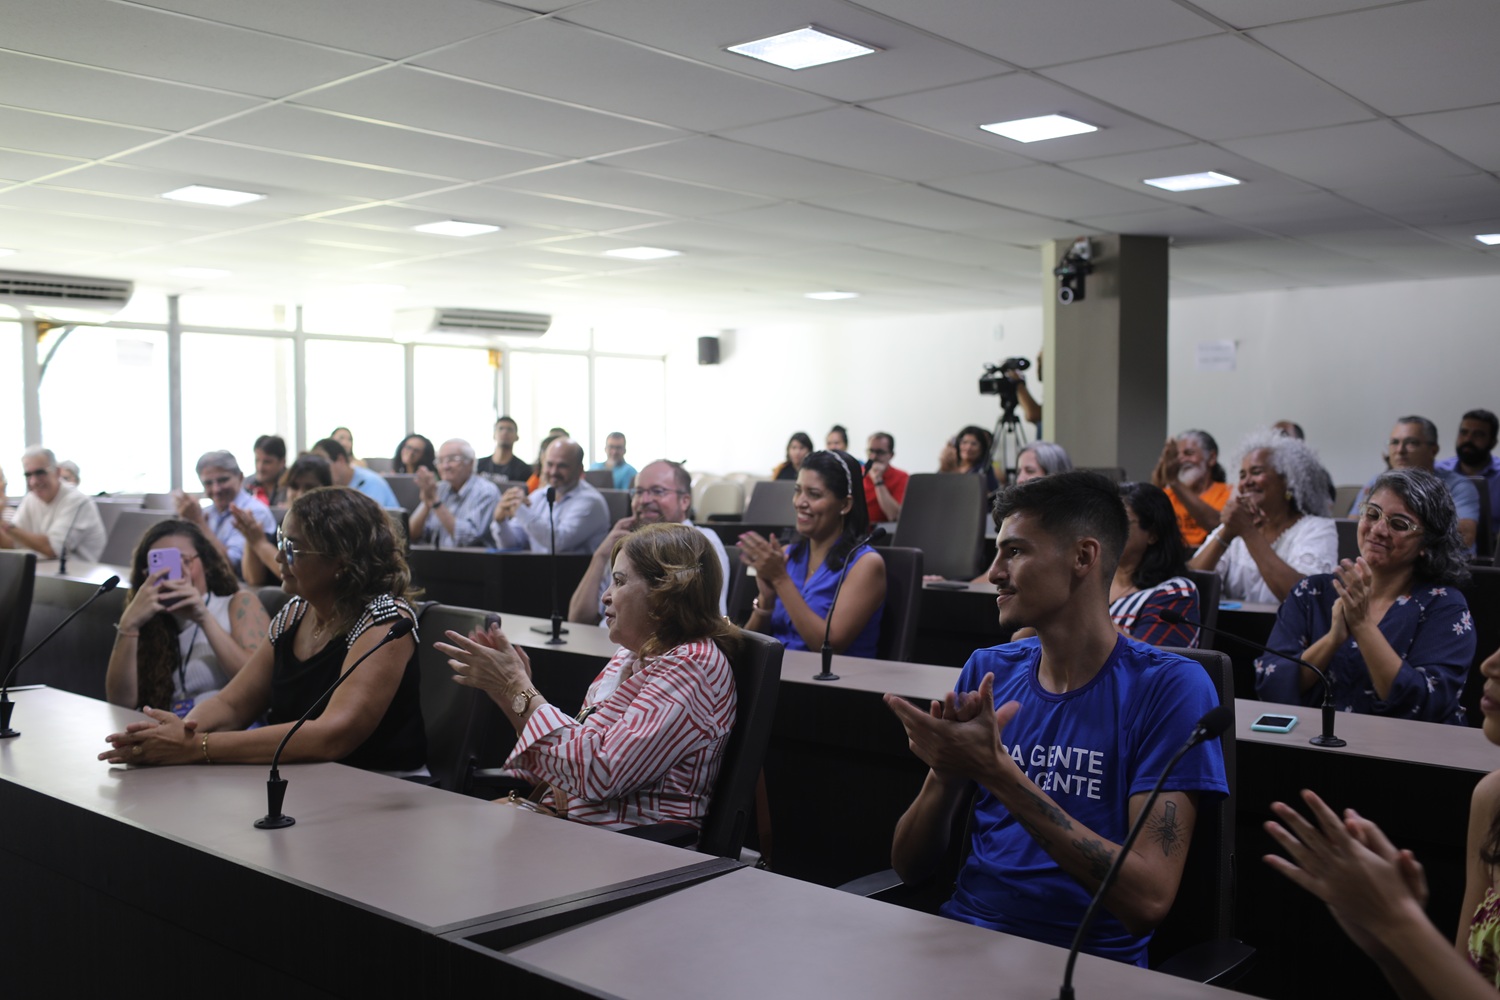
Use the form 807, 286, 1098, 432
1151, 429, 1231, 549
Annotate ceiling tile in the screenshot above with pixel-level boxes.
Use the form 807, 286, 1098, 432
17, 164, 369, 219
496, 163, 774, 216
861, 233, 1043, 274
580, 219, 830, 256
0, 52, 262, 131
1188, 0, 1400, 30
1339, 174, 1500, 226
1222, 121, 1480, 189
809, 184, 1062, 233
0, 150, 92, 184
0, 108, 165, 160
1399, 105, 1500, 172
1066, 206, 1257, 243
595, 137, 896, 201
401, 185, 669, 232
704, 202, 932, 245
1061, 143, 1317, 204
929, 165, 1169, 220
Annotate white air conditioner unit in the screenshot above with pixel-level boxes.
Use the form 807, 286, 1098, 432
0, 269, 134, 320
394, 307, 552, 347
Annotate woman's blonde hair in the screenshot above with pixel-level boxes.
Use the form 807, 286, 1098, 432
612, 523, 742, 661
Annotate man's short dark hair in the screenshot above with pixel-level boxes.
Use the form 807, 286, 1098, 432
1463, 409, 1499, 440
312, 437, 348, 463
496, 416, 517, 430
991, 471, 1128, 578
254, 434, 286, 461
870, 431, 895, 454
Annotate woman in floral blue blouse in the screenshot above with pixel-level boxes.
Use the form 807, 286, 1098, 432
1256, 468, 1475, 724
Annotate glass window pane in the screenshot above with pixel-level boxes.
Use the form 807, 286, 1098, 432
0, 323, 24, 493
593, 357, 666, 471
413, 346, 498, 455
304, 339, 406, 465
38, 326, 170, 493
180, 332, 295, 486
506, 352, 589, 465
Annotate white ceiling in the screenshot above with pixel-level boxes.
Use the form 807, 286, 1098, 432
2, 0, 1498, 322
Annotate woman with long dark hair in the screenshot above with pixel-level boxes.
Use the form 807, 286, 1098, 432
739, 449, 886, 657
773, 431, 814, 481
1111, 483, 1199, 647
939, 424, 1001, 497
391, 434, 436, 474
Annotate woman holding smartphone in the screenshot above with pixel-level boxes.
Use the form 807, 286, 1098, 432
106, 520, 269, 714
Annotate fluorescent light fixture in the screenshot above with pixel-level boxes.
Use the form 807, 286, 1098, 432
170, 267, 230, 279
980, 114, 1097, 143
1143, 171, 1242, 192
414, 220, 501, 237
161, 184, 265, 207
603, 246, 681, 260
1475, 234, 1500, 246
805, 291, 859, 300
727, 26, 878, 70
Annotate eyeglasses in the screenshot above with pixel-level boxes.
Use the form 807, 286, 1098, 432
201, 474, 236, 488
276, 528, 327, 566
629, 486, 688, 500
1388, 437, 1434, 451
867, 448, 891, 458
436, 454, 469, 466
1357, 503, 1423, 535
22, 469, 51, 480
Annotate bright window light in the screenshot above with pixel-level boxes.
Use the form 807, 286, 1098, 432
805, 291, 859, 300
170, 267, 230, 279
603, 247, 681, 260
1143, 171, 1242, 192
1475, 234, 1500, 246
160, 184, 266, 207
727, 26, 879, 70
980, 114, 1097, 143
414, 220, 501, 237
0, 248, 15, 257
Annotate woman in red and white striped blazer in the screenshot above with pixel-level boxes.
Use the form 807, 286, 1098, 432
437, 523, 740, 830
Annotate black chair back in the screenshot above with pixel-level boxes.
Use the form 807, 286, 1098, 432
0, 550, 37, 680
1334, 518, 1360, 562
256, 585, 293, 620
697, 630, 783, 860
876, 547, 923, 662
583, 468, 615, 490
726, 558, 756, 627
742, 480, 796, 527
1183, 569, 1221, 647
1470, 476, 1494, 559
382, 474, 421, 512
598, 488, 631, 524
92, 498, 139, 539
100, 510, 176, 566
411, 603, 494, 793
1460, 566, 1500, 726
17, 575, 127, 698
893, 474, 987, 580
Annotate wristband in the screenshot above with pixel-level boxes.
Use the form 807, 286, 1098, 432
114, 623, 140, 638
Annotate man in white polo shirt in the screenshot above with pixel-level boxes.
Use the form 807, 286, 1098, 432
0, 446, 107, 563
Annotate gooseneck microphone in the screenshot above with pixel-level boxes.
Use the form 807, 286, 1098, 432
1158, 609, 1347, 748
1, 574, 120, 739
814, 526, 888, 682
255, 617, 416, 829
1054, 705, 1234, 1000
529, 486, 568, 645
56, 497, 87, 576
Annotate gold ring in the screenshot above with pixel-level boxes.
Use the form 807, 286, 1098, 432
132, 745, 143, 757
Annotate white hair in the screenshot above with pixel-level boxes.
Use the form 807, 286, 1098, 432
22, 445, 56, 469
1233, 429, 1331, 517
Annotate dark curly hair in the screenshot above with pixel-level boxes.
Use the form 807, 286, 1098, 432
287, 487, 419, 632
613, 523, 743, 662
392, 434, 435, 474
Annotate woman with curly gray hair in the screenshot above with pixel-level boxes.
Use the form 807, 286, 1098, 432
1255, 468, 1474, 723
1188, 427, 1337, 603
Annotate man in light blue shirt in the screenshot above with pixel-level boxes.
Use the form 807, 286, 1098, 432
313, 437, 400, 508
1351, 416, 1480, 552
588, 431, 637, 491
175, 449, 277, 575
408, 439, 500, 548
494, 438, 610, 553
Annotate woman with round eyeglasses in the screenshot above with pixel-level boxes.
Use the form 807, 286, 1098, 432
100, 487, 426, 776
106, 519, 269, 715
1255, 468, 1476, 723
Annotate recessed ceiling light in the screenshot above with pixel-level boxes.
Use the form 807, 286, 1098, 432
727, 26, 879, 70
980, 114, 1098, 143
414, 220, 502, 237
170, 267, 230, 279
1143, 171, 1242, 192
603, 246, 682, 260
1475, 234, 1500, 246
805, 291, 859, 300
161, 184, 266, 207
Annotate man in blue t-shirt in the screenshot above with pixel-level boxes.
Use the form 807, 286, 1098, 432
886, 471, 1227, 967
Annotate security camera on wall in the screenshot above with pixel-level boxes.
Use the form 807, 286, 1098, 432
1053, 237, 1094, 305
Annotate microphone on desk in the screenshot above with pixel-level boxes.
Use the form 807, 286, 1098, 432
1053, 705, 1233, 1000
56, 499, 87, 576
1157, 609, 1346, 748
255, 617, 416, 830
1, 574, 119, 739
814, 526, 887, 682
528, 486, 568, 645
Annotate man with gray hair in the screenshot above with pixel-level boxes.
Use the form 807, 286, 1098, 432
172, 450, 277, 573
1351, 415, 1479, 551
493, 437, 610, 554
409, 438, 499, 547
0, 446, 107, 563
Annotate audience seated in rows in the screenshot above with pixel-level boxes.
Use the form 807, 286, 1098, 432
1352, 415, 1480, 552
773, 432, 813, 482
526, 430, 567, 494
1111, 482, 1199, 647
173, 451, 277, 579
1189, 430, 1337, 604
493, 438, 610, 554
589, 431, 637, 491
475, 415, 532, 482
1152, 430, 1230, 549
313, 437, 398, 508
410, 439, 499, 548
0, 445, 106, 563
391, 434, 436, 474
239, 454, 333, 584
864, 431, 907, 522
248, 434, 288, 506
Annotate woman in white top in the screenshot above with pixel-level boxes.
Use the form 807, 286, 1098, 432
106, 519, 268, 714
1189, 429, 1337, 604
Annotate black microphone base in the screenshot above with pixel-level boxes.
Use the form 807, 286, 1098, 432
1309, 733, 1347, 748
0, 695, 18, 739
255, 813, 295, 829
529, 624, 569, 640
812, 671, 840, 682
255, 776, 296, 829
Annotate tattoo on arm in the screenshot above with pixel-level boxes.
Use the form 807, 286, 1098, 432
1073, 837, 1116, 882
1021, 789, 1074, 832
1146, 800, 1184, 858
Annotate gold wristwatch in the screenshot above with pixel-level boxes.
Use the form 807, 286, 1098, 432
511, 687, 541, 717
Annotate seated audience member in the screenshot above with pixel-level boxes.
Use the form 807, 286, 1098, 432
1015, 440, 1073, 484
493, 438, 610, 554
1152, 429, 1230, 548
312, 437, 399, 508
391, 434, 436, 474
437, 523, 738, 829
1264, 645, 1500, 1000
1112, 482, 1199, 647
57, 460, 81, 488
247, 434, 288, 506
0, 446, 106, 562
475, 415, 532, 482
826, 425, 849, 452
1352, 415, 1480, 552
1256, 468, 1474, 724
409, 439, 500, 548
938, 425, 1001, 497
106, 519, 269, 714
773, 432, 814, 482
568, 460, 729, 624
885, 471, 1227, 966
330, 426, 365, 467
174, 451, 278, 575
237, 455, 333, 584
1438, 408, 1500, 536
526, 431, 565, 493
100, 488, 426, 776
739, 450, 886, 657
1189, 430, 1337, 604
864, 431, 908, 522
589, 431, 637, 491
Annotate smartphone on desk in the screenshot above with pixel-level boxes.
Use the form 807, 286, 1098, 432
147, 547, 183, 580
1251, 713, 1298, 734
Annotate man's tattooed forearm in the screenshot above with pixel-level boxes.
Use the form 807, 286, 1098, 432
1021, 789, 1073, 831
1073, 838, 1116, 882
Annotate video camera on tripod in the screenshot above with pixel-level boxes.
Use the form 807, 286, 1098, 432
978, 357, 1031, 411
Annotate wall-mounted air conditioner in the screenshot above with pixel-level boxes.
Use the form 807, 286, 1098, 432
0, 269, 135, 321
394, 307, 552, 347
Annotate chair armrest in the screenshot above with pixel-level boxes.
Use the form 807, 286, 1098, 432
836, 869, 905, 899
1154, 939, 1256, 985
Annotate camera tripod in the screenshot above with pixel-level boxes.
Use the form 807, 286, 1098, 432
990, 389, 1029, 484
